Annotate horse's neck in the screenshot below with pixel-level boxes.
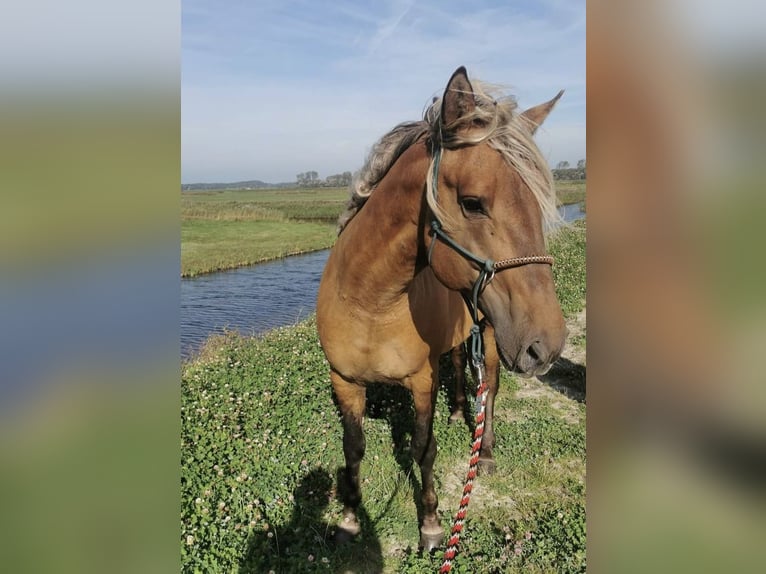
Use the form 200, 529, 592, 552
336, 150, 428, 311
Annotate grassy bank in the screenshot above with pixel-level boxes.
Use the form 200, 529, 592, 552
181, 188, 347, 277
181, 183, 585, 277
555, 180, 586, 206
181, 222, 586, 573
182, 220, 336, 277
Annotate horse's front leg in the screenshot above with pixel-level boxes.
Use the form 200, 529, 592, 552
448, 344, 468, 424
476, 323, 499, 475
331, 370, 367, 542
410, 363, 444, 551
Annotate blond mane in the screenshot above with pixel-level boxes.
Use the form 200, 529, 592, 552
337, 77, 562, 235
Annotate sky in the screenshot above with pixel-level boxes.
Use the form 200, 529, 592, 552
182, 0, 585, 184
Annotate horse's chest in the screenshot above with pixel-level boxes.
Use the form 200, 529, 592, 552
326, 316, 431, 383
317, 267, 470, 384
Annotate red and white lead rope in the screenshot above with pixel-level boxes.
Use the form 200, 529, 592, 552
439, 368, 490, 573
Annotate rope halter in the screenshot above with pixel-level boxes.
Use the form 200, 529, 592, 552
426, 145, 554, 367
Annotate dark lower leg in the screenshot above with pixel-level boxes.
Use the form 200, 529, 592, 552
339, 412, 365, 532
411, 384, 442, 550
449, 344, 467, 424
331, 371, 366, 540
478, 325, 499, 474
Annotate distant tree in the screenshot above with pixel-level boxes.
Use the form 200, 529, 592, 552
577, 159, 586, 169
324, 171, 354, 187
556, 160, 570, 169
296, 171, 322, 187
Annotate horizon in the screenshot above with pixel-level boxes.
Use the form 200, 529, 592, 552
181, 160, 586, 187
182, 0, 585, 184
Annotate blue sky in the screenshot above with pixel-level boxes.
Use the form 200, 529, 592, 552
182, 0, 585, 183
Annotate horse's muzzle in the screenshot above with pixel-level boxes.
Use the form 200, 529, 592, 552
512, 329, 568, 377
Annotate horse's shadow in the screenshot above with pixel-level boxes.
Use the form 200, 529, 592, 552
537, 356, 586, 402
240, 468, 383, 573
365, 384, 421, 519
362, 354, 469, 537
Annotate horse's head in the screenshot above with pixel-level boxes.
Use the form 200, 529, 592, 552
426, 67, 567, 377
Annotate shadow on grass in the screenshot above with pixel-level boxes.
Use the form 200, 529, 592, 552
537, 357, 586, 402
363, 359, 474, 549
365, 384, 426, 534
239, 468, 383, 573
440, 339, 587, 406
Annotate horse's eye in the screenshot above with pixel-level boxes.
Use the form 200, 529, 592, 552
460, 197, 485, 214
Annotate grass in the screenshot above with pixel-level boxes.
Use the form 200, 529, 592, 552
550, 221, 587, 319
555, 180, 586, 207
181, 222, 586, 573
182, 220, 336, 277
181, 187, 347, 277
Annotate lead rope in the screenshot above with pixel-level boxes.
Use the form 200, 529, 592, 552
439, 339, 489, 574
439, 263, 493, 574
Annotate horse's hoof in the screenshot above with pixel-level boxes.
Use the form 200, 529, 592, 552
419, 528, 444, 552
334, 514, 360, 543
478, 457, 497, 475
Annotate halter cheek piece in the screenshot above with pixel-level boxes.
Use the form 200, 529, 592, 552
426, 146, 554, 367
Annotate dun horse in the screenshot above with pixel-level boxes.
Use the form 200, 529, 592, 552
317, 67, 567, 550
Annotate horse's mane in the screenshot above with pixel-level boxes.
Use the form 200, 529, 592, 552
337, 78, 562, 235
337, 121, 429, 233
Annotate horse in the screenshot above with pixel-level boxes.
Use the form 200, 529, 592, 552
316, 66, 567, 551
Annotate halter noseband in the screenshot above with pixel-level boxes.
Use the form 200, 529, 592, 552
426, 146, 554, 366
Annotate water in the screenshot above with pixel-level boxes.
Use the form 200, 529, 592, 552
181, 203, 584, 359
181, 250, 329, 358
558, 201, 585, 223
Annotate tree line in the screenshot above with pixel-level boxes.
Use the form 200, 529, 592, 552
552, 159, 586, 180
296, 158, 584, 188
296, 171, 353, 188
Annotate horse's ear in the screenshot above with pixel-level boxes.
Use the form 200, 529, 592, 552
521, 89, 564, 134
441, 66, 476, 127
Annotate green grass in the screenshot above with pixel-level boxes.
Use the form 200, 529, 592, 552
183, 187, 348, 204
181, 222, 586, 573
549, 221, 586, 319
555, 180, 586, 206
181, 219, 337, 277
181, 187, 348, 276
